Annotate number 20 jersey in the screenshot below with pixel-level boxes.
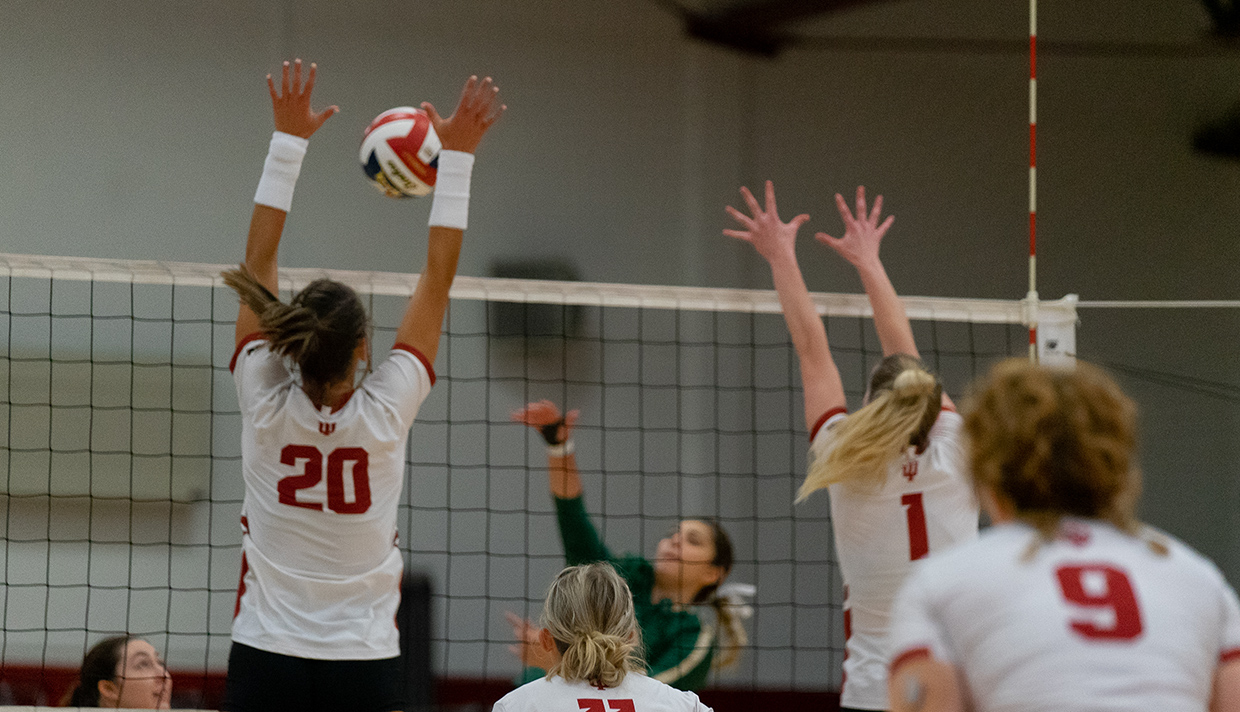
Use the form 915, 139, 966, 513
230, 335, 434, 660
812, 409, 979, 710
889, 519, 1240, 711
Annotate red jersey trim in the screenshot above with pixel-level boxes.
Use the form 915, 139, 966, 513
233, 551, 249, 619
1221, 648, 1240, 664
889, 646, 932, 674
809, 407, 848, 441
230, 332, 266, 373
393, 342, 436, 386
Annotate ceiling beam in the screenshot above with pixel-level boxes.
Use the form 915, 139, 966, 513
684, 0, 897, 56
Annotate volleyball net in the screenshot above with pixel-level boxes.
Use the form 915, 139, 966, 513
0, 253, 1076, 707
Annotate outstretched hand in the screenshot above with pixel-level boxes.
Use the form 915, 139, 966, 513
816, 186, 894, 270
422, 76, 506, 154
724, 180, 810, 265
512, 400, 579, 444
505, 611, 560, 670
267, 59, 338, 139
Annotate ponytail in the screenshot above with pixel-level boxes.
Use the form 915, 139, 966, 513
222, 265, 369, 391
800, 363, 941, 500
542, 564, 644, 688
709, 584, 752, 669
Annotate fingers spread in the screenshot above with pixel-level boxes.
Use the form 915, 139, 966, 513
740, 186, 761, 216
764, 180, 778, 214
834, 193, 854, 221
879, 215, 895, 233
266, 75, 277, 101
855, 185, 867, 223
292, 59, 303, 95
305, 62, 318, 95
725, 204, 755, 227
280, 61, 290, 97
869, 194, 884, 224
420, 102, 441, 125
722, 229, 752, 240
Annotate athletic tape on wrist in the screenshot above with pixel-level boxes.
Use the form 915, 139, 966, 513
253, 131, 309, 212
428, 149, 474, 230
546, 440, 575, 458
539, 420, 566, 445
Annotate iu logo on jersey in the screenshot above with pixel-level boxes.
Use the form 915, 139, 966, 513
902, 460, 918, 482
318, 422, 336, 436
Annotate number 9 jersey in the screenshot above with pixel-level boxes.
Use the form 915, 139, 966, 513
229, 334, 435, 660
888, 518, 1240, 711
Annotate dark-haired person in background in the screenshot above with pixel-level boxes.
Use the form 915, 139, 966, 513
220, 58, 503, 712
63, 635, 171, 709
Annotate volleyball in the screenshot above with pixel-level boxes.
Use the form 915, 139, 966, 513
359, 106, 441, 198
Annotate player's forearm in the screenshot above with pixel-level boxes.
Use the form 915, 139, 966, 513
399, 227, 463, 362
547, 454, 583, 499
855, 257, 919, 359
244, 205, 287, 294
767, 254, 844, 427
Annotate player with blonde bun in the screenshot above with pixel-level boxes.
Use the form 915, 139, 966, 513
492, 563, 713, 712
887, 359, 1240, 712
725, 182, 977, 712
221, 59, 503, 712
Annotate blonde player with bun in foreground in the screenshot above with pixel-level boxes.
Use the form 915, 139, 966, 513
220, 59, 503, 712
508, 400, 747, 691
493, 563, 713, 712
887, 359, 1240, 712
725, 182, 978, 712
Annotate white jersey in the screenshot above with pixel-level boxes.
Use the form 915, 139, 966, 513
230, 334, 434, 660
492, 673, 712, 712
889, 519, 1240, 712
811, 407, 978, 710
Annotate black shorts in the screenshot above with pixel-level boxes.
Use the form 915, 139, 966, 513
222, 642, 406, 712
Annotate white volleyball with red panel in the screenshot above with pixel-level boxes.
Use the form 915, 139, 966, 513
359, 107, 441, 198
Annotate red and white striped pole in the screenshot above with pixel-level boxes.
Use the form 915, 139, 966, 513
1027, 0, 1039, 361
1026, 0, 1036, 359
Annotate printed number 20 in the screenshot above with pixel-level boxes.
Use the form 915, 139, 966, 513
278, 445, 371, 514
578, 700, 635, 712
1055, 564, 1143, 640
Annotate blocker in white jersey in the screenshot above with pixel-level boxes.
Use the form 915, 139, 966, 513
492, 673, 712, 712
813, 408, 976, 710
231, 337, 433, 659
221, 58, 505, 712
889, 519, 1240, 712
726, 181, 979, 711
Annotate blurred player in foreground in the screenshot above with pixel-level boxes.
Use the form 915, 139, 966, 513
493, 562, 713, 712
221, 59, 503, 712
726, 182, 977, 712
888, 359, 1240, 712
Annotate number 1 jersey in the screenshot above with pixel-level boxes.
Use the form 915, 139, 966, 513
812, 408, 979, 710
230, 335, 434, 660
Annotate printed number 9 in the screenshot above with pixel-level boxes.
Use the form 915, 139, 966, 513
1055, 564, 1143, 640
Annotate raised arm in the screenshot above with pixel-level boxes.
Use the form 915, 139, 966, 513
817, 187, 953, 409
725, 181, 845, 432
393, 76, 505, 365
236, 59, 338, 346
511, 400, 582, 499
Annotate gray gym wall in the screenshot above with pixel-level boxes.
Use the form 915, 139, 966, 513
1, 0, 1237, 688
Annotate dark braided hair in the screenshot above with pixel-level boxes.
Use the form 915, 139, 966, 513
223, 265, 369, 399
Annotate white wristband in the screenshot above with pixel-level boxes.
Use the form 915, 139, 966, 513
546, 440, 575, 458
253, 131, 309, 212
428, 149, 474, 230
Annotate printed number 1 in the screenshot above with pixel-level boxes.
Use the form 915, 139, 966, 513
901, 492, 929, 560
1055, 564, 1144, 640
578, 700, 635, 712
